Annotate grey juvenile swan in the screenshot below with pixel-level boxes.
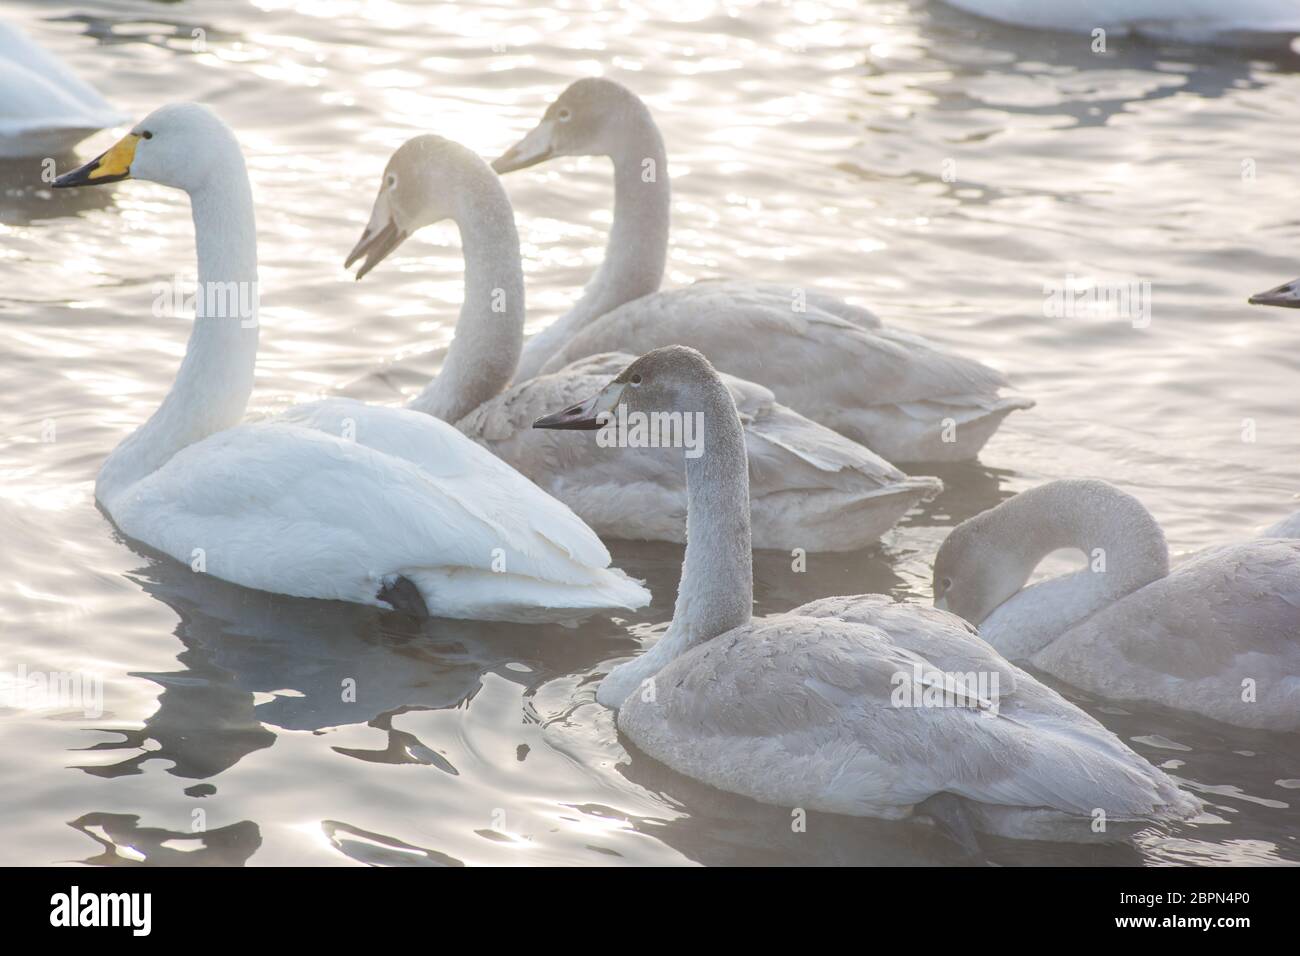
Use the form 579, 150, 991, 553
1249, 277, 1300, 538
933, 479, 1300, 731
535, 346, 1200, 842
343, 134, 941, 551
496, 78, 1033, 462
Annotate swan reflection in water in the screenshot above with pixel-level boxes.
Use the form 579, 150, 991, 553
65, 536, 646, 865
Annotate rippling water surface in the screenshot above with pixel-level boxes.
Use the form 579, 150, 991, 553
1, 0, 1298, 866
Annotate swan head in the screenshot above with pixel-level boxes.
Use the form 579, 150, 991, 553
932, 509, 1029, 626
52, 103, 242, 194
492, 77, 642, 173
1249, 278, 1300, 309
345, 135, 493, 280
532, 345, 718, 431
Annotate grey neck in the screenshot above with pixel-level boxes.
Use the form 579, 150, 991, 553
674, 378, 754, 640
979, 479, 1169, 653
596, 371, 751, 708
513, 103, 669, 382
408, 175, 525, 423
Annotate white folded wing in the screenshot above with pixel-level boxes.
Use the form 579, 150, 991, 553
112, 403, 648, 622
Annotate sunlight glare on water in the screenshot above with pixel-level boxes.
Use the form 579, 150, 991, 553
0, 0, 1297, 865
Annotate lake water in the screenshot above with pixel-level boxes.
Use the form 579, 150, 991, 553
1, 0, 1297, 866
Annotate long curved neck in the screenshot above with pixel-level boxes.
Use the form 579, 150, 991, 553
513, 104, 669, 382
674, 381, 753, 642
597, 373, 751, 708
979, 480, 1169, 656
408, 178, 525, 422
96, 161, 259, 507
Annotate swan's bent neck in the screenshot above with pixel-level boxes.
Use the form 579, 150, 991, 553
597, 373, 752, 708
96, 162, 260, 507
980, 480, 1169, 656
514, 103, 669, 381
409, 175, 525, 423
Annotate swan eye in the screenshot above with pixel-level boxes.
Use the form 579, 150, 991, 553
141, 131, 153, 140
629, 374, 642, 386
557, 108, 572, 122
940, 577, 952, 593
386, 173, 397, 189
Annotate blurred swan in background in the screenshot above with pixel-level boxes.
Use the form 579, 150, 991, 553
937, 0, 1300, 49
51, 103, 648, 623
0, 19, 125, 158
933, 479, 1300, 731
493, 78, 1034, 463
1248, 279, 1300, 537
535, 347, 1201, 843
343, 134, 942, 550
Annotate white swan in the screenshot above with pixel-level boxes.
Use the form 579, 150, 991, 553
492, 78, 1033, 463
535, 347, 1200, 842
0, 19, 125, 158
342, 135, 942, 551
51, 103, 648, 623
932, 479, 1300, 731
937, 0, 1300, 49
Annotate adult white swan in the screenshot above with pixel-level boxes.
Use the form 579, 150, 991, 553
535, 347, 1200, 842
51, 103, 648, 622
343, 135, 942, 551
932, 479, 1300, 731
936, 1, 1300, 50
1, 19, 125, 158
492, 78, 1033, 463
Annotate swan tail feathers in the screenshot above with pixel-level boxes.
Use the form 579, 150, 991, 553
400, 565, 649, 623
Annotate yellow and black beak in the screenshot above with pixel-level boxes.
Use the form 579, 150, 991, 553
53, 133, 140, 189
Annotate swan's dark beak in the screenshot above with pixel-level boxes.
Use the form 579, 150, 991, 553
534, 380, 626, 431
52, 133, 140, 188
345, 219, 408, 280
1248, 278, 1300, 309
533, 393, 606, 430
491, 120, 556, 174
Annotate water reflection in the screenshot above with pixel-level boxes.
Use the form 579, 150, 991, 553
322, 820, 463, 866
69, 811, 261, 866
903, 461, 1017, 525
613, 740, 1148, 866
0, 156, 120, 225
78, 540, 643, 781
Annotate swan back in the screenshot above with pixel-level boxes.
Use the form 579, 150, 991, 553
940, 0, 1300, 44
619, 594, 1199, 836
1031, 540, 1300, 730
1262, 512, 1300, 539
